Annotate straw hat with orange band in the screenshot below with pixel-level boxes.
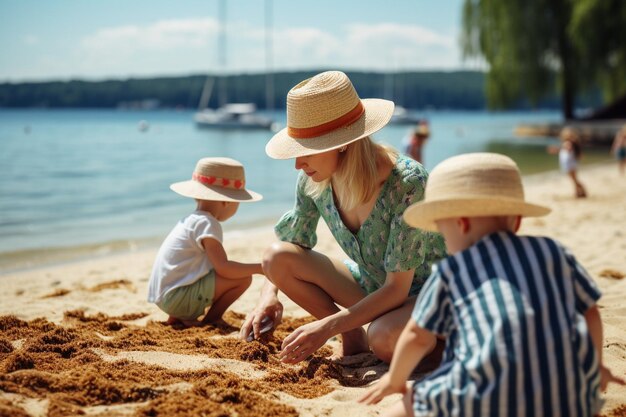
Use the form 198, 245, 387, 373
265, 71, 395, 160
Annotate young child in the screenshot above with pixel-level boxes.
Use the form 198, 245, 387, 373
148, 157, 263, 326
359, 153, 624, 416
611, 125, 626, 175
558, 127, 587, 198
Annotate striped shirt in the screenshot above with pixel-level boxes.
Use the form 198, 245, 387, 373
411, 231, 602, 417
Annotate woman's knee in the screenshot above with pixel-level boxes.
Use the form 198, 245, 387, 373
367, 320, 397, 363
262, 241, 301, 284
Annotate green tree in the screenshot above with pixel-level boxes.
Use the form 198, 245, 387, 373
462, 0, 626, 120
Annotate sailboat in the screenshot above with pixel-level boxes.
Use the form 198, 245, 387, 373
385, 71, 426, 125
194, 0, 275, 130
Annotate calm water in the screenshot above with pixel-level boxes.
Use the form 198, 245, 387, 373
0, 109, 609, 271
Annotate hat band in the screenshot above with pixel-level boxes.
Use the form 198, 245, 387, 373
193, 173, 244, 189
287, 101, 364, 139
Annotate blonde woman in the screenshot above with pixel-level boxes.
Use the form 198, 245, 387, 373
240, 71, 446, 364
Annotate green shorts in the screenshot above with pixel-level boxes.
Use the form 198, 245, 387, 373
156, 270, 216, 320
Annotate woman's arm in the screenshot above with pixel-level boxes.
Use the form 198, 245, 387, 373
203, 237, 263, 278
239, 278, 283, 341
279, 269, 413, 363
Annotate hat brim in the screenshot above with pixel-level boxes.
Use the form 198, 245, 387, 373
170, 181, 262, 203
403, 197, 551, 232
265, 98, 394, 160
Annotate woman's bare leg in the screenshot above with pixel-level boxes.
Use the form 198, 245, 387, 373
367, 297, 444, 368
263, 241, 369, 356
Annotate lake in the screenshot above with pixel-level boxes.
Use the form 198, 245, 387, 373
0, 109, 610, 271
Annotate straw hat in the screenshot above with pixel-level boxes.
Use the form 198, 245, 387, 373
170, 157, 262, 202
414, 123, 430, 137
265, 71, 394, 159
403, 153, 550, 231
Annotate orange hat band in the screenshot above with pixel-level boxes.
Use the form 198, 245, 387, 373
287, 102, 364, 139
193, 173, 245, 190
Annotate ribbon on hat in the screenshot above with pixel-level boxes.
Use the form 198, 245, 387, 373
287, 102, 364, 139
193, 173, 244, 189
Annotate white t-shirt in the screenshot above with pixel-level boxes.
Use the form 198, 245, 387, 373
147, 211, 223, 303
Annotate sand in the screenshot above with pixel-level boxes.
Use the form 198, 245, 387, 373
1, 162, 625, 417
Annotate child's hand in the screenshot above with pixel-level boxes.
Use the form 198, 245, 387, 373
358, 373, 407, 405
600, 364, 626, 391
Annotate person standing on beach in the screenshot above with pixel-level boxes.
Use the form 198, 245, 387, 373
359, 153, 625, 416
148, 157, 263, 327
239, 71, 447, 364
557, 127, 587, 198
611, 125, 626, 175
403, 121, 430, 164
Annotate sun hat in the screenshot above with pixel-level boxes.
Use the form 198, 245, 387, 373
403, 153, 550, 231
265, 71, 395, 159
170, 157, 262, 203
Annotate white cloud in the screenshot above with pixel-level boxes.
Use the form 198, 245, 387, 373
37, 17, 463, 80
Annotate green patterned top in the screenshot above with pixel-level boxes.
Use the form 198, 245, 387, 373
275, 155, 446, 295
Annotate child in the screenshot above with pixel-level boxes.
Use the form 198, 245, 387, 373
148, 157, 263, 326
403, 121, 430, 164
558, 127, 587, 198
359, 153, 624, 416
611, 125, 626, 175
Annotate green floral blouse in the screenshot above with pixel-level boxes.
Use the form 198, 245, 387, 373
275, 155, 447, 296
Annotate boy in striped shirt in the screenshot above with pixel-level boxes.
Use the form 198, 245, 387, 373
359, 153, 624, 416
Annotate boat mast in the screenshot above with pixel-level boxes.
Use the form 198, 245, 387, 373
218, 0, 227, 108
265, 0, 274, 111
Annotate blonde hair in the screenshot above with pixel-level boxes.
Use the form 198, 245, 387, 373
304, 137, 398, 211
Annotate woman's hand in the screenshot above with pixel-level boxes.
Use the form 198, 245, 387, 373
358, 372, 407, 405
279, 318, 333, 364
239, 292, 283, 341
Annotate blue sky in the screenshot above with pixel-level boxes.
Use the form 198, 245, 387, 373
0, 0, 471, 82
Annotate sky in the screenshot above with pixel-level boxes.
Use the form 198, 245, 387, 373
0, 0, 472, 82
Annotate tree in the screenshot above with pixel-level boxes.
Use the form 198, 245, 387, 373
462, 0, 626, 120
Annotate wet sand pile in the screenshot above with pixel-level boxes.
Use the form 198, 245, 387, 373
0, 311, 376, 416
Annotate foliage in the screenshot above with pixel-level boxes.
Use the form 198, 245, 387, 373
462, 0, 626, 119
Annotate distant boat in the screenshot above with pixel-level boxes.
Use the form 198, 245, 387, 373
389, 105, 426, 125
194, 103, 275, 130
194, 0, 275, 130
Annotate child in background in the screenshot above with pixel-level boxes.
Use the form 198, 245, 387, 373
558, 127, 587, 198
148, 157, 263, 326
611, 125, 626, 175
359, 153, 624, 416
404, 121, 430, 164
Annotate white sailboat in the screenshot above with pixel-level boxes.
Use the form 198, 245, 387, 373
194, 0, 275, 130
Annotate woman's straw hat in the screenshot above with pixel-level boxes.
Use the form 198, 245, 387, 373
265, 71, 394, 159
170, 157, 262, 203
403, 153, 550, 231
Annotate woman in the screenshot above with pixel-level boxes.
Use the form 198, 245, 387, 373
240, 71, 446, 364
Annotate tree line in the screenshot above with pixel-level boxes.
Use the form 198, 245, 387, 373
0, 70, 601, 111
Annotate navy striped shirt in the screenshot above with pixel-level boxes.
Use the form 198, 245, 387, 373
411, 231, 602, 417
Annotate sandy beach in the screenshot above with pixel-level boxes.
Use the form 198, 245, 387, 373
1, 161, 625, 417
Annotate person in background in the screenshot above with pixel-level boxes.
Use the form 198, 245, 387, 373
148, 157, 263, 327
240, 71, 447, 365
611, 125, 626, 175
403, 121, 430, 165
359, 152, 624, 417
548, 127, 587, 198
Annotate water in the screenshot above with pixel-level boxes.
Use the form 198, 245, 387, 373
0, 109, 610, 271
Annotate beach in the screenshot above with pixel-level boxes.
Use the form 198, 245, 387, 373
1, 162, 625, 417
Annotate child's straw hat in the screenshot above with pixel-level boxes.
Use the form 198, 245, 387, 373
403, 153, 550, 231
265, 71, 394, 159
170, 157, 262, 202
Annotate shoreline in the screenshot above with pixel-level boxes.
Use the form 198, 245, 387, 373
0, 161, 612, 276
